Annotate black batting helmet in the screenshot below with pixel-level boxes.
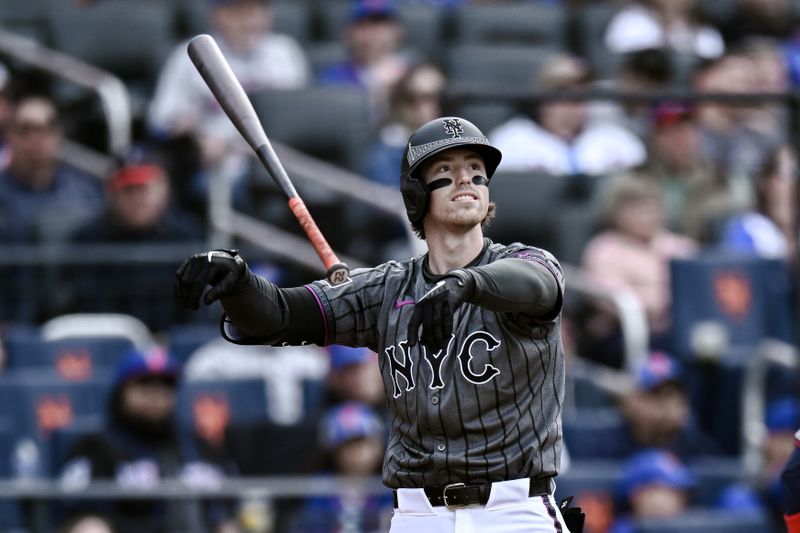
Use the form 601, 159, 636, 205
400, 116, 502, 224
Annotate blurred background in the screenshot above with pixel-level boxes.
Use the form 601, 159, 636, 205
0, 0, 797, 531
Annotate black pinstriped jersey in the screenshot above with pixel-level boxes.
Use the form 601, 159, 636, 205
307, 238, 566, 489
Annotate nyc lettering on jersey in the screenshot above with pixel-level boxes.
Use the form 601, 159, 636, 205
385, 331, 501, 398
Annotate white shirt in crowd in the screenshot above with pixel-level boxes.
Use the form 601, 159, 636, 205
148, 33, 309, 146
184, 339, 329, 425
604, 4, 724, 59
488, 116, 647, 176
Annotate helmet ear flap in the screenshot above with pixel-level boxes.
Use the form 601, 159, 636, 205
400, 172, 430, 224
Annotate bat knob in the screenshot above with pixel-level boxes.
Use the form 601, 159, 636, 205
326, 263, 350, 286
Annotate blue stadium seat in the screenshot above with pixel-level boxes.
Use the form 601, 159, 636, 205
166, 323, 221, 365
49, 416, 106, 477
670, 255, 796, 362
4, 336, 134, 379
176, 378, 270, 447
445, 44, 557, 93
562, 409, 627, 460
688, 456, 749, 507
0, 375, 111, 477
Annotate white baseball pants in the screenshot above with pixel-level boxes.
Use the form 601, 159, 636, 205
389, 478, 571, 533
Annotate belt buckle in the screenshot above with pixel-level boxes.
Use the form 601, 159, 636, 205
442, 482, 467, 510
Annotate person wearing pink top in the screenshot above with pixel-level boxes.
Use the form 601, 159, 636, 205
582, 176, 697, 355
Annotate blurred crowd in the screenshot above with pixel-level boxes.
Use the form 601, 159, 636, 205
0, 0, 797, 532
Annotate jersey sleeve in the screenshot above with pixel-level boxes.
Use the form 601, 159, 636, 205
501, 244, 565, 322
306, 264, 395, 349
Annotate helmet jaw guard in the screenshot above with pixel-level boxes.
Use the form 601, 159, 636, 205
399, 117, 502, 225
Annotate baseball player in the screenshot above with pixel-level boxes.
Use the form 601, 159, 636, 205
175, 116, 572, 532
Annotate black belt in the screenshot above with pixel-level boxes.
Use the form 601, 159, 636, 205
392, 477, 553, 510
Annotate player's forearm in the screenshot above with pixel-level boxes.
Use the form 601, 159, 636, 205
220, 271, 324, 345
459, 258, 560, 318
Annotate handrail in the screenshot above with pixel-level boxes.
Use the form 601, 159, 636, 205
0, 29, 131, 156
562, 264, 649, 374
0, 476, 389, 500
741, 339, 798, 478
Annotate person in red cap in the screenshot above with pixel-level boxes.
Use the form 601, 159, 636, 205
60, 156, 203, 332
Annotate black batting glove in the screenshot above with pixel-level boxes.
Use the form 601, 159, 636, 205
407, 269, 475, 353
174, 249, 248, 310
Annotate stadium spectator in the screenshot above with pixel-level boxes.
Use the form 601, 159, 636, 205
590, 47, 676, 140
283, 402, 392, 532
609, 449, 696, 533
566, 352, 721, 459
59, 515, 115, 533
581, 177, 698, 352
324, 345, 385, 411
317, 0, 413, 123
60, 157, 203, 333
488, 53, 646, 175
148, 0, 309, 205
635, 101, 735, 242
720, 144, 798, 259
719, 0, 795, 47
604, 0, 724, 60
0, 95, 104, 242
58, 346, 238, 533
361, 61, 447, 187
617, 352, 721, 458
756, 396, 800, 528
781, 427, 800, 532
692, 51, 783, 200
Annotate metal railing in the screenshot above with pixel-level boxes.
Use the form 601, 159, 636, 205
0, 29, 131, 157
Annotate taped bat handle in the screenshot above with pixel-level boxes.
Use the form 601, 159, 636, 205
287, 197, 350, 285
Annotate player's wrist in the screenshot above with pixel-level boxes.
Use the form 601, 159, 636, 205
445, 268, 476, 302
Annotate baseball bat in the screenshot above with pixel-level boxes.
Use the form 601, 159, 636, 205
187, 34, 350, 286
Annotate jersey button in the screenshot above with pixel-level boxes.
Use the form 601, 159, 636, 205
436, 443, 446, 452
431, 396, 439, 405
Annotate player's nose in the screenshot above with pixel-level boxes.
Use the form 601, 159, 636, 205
455, 167, 472, 184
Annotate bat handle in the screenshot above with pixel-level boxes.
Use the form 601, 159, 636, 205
287, 197, 350, 285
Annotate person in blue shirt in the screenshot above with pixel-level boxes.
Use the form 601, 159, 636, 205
0, 95, 104, 243
317, 0, 413, 123
284, 402, 392, 532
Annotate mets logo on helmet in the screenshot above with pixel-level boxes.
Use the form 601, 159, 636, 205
442, 118, 463, 138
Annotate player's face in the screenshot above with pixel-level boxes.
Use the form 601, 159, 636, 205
421, 148, 489, 235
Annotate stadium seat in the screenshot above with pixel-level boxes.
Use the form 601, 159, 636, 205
0, 375, 111, 477
4, 337, 134, 379
483, 171, 568, 252
166, 323, 221, 365
251, 87, 372, 172
572, 3, 622, 80
453, 101, 516, 139
42, 313, 155, 350
0, 0, 52, 42
445, 44, 558, 93
48, 0, 176, 91
562, 408, 627, 460
669, 255, 796, 362
450, 3, 568, 49
176, 378, 270, 448
48, 416, 106, 476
